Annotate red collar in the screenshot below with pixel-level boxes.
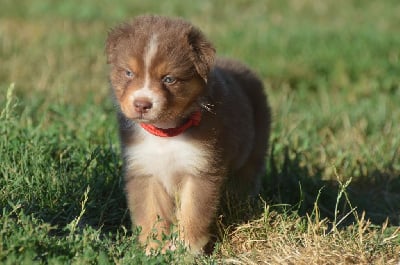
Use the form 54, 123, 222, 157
139, 111, 202, 137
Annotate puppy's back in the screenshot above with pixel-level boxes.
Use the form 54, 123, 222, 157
211, 58, 271, 195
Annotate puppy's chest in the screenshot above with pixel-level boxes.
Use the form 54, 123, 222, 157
124, 132, 209, 194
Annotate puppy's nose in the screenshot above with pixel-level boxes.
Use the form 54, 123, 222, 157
134, 98, 153, 113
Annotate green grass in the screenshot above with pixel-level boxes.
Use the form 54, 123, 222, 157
1, 0, 400, 264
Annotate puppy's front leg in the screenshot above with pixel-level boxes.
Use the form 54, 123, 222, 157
125, 176, 174, 253
177, 176, 221, 253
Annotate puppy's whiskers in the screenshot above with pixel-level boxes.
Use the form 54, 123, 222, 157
200, 102, 216, 114
196, 96, 216, 114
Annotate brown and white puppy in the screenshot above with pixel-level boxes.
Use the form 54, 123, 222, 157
106, 15, 271, 254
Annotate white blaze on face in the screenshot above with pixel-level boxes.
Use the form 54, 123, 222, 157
132, 34, 159, 101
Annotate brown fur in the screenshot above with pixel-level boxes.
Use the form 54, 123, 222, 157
106, 15, 271, 254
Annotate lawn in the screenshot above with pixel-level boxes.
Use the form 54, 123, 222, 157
1, 0, 400, 264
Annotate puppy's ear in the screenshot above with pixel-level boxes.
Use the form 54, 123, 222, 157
105, 25, 127, 64
187, 27, 215, 82
105, 31, 116, 64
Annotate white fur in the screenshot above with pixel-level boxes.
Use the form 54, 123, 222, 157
132, 34, 159, 101
144, 34, 158, 82
124, 128, 209, 195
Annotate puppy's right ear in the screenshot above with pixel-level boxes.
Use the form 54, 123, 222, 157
105, 31, 116, 64
105, 25, 126, 64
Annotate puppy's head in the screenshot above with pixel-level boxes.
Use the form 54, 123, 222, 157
106, 15, 215, 128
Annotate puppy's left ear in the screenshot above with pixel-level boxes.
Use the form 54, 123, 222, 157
187, 27, 216, 82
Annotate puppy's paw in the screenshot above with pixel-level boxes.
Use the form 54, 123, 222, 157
181, 234, 208, 254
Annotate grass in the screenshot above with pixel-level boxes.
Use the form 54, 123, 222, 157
1, 0, 400, 264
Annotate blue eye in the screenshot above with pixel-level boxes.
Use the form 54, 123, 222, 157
125, 70, 134, 78
162, 75, 176, 84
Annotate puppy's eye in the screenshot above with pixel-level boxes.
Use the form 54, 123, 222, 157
125, 70, 134, 78
162, 75, 176, 85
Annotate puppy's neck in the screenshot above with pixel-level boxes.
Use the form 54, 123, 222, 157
140, 111, 202, 137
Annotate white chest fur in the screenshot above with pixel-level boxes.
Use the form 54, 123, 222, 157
124, 130, 209, 194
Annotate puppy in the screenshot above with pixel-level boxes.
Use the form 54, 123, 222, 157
105, 15, 271, 254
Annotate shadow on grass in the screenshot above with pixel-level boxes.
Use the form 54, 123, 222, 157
264, 141, 400, 226
84, 140, 399, 242
73, 146, 132, 233
42, 145, 131, 236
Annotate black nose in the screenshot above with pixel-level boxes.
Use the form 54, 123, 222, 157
134, 98, 153, 113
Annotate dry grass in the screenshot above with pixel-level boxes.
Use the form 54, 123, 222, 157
219, 206, 400, 265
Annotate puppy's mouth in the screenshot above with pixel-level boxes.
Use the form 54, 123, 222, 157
134, 112, 150, 122
124, 110, 173, 129
130, 112, 155, 124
